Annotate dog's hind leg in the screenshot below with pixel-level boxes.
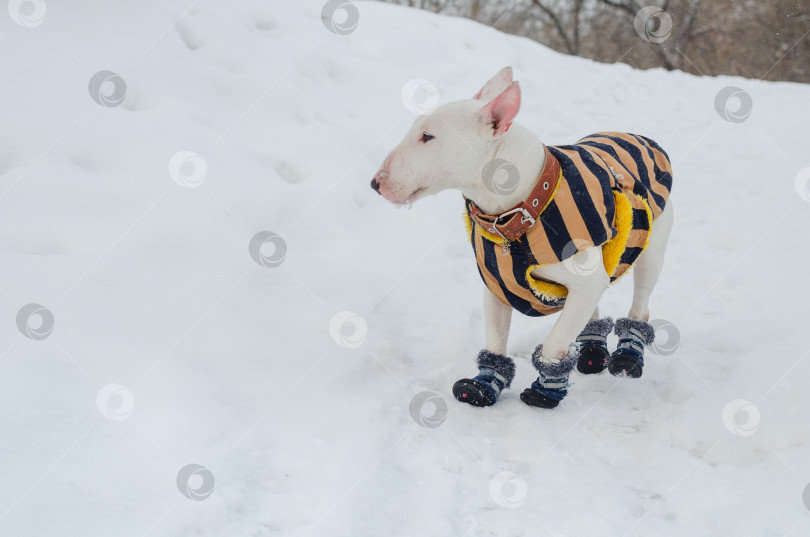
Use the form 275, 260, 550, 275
452, 290, 515, 407
628, 201, 674, 321
608, 201, 674, 378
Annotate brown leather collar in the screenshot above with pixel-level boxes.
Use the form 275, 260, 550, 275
466, 145, 560, 243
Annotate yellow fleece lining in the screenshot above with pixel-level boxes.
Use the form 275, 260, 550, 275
525, 266, 569, 301
601, 190, 634, 279
602, 190, 654, 282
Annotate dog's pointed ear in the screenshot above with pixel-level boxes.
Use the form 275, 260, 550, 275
479, 81, 521, 137
473, 66, 513, 102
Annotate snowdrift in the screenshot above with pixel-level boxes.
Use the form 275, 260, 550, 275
1, 1, 809, 536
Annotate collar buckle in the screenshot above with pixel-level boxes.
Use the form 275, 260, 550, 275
495, 206, 536, 227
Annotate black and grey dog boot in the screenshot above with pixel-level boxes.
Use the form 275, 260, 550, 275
520, 345, 578, 409
607, 317, 656, 378
453, 350, 516, 407
575, 317, 614, 374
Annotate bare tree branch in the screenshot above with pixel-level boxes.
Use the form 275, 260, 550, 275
531, 0, 579, 55
598, 0, 639, 17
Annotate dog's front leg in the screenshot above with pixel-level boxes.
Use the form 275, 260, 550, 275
521, 247, 609, 408
452, 289, 515, 407
483, 288, 512, 355
534, 247, 610, 359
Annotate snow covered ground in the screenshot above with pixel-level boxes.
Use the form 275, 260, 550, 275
1, 1, 809, 535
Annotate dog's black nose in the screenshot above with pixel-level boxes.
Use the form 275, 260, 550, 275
371, 177, 381, 193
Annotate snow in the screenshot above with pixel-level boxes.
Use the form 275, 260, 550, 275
1, 1, 809, 536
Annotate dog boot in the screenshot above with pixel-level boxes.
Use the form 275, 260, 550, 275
520, 345, 578, 409
453, 349, 516, 407
607, 317, 656, 378
575, 317, 614, 374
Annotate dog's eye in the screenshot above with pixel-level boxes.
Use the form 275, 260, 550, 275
420, 132, 435, 143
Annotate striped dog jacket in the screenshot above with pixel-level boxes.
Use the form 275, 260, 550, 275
464, 132, 672, 317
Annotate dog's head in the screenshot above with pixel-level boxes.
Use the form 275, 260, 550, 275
371, 67, 521, 205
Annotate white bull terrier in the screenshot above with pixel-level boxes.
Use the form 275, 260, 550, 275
371, 67, 674, 409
